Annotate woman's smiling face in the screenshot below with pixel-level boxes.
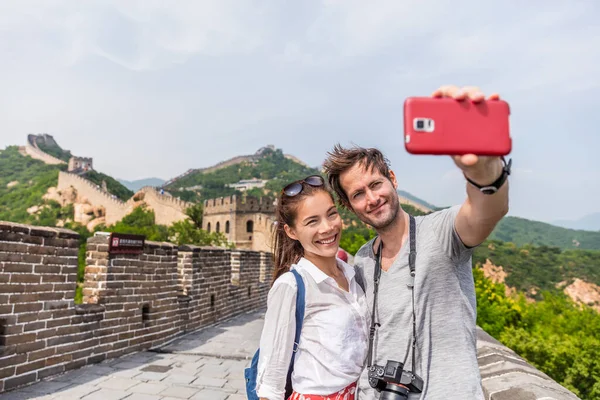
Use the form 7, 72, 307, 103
284, 190, 342, 262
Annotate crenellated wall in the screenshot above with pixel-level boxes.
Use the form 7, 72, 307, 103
202, 195, 276, 252
0, 221, 271, 393
136, 186, 192, 226
203, 194, 276, 214
25, 134, 66, 166
57, 171, 130, 225
0, 220, 581, 399
56, 172, 191, 227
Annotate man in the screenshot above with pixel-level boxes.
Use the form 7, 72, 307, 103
323, 85, 510, 399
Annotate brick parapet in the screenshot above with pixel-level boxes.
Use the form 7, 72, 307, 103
477, 328, 579, 399
0, 220, 579, 399
0, 223, 272, 393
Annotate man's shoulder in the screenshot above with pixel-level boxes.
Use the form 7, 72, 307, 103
355, 238, 376, 259
416, 205, 461, 229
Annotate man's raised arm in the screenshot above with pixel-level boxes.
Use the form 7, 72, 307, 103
431, 85, 510, 248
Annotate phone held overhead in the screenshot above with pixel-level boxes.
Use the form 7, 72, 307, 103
403, 97, 512, 156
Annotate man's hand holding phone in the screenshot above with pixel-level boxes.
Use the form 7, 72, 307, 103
404, 85, 511, 189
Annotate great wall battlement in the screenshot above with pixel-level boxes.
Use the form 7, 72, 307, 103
203, 194, 276, 214
136, 186, 192, 226
25, 134, 67, 166
57, 171, 130, 226
57, 172, 191, 227
0, 221, 581, 398
202, 195, 276, 252
0, 221, 271, 394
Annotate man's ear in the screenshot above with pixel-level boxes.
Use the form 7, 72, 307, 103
283, 224, 298, 241
389, 170, 399, 190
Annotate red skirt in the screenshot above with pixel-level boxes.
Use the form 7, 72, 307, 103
288, 382, 357, 400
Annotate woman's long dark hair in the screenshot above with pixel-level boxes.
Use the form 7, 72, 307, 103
271, 181, 335, 285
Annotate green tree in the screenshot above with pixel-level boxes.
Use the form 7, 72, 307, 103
168, 219, 232, 247
185, 203, 204, 229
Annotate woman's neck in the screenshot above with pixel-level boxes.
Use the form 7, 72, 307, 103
303, 253, 341, 278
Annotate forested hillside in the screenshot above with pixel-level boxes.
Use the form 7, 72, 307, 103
34, 136, 72, 162
474, 240, 600, 295
0, 146, 64, 225
83, 170, 133, 201
490, 216, 600, 250
474, 254, 600, 399
165, 148, 321, 202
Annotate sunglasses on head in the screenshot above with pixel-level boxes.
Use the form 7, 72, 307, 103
282, 175, 325, 197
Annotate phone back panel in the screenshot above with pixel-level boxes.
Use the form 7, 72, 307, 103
404, 97, 512, 156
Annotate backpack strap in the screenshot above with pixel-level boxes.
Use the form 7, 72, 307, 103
289, 269, 305, 360
283, 268, 305, 398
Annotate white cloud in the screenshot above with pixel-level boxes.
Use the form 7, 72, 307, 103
0, 1, 270, 71
0, 0, 598, 221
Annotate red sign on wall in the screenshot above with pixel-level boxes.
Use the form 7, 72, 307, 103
108, 233, 145, 254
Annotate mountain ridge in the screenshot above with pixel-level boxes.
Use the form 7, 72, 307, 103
118, 178, 166, 192
3, 136, 600, 250
551, 212, 600, 232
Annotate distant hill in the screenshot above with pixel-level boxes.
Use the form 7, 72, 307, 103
162, 145, 313, 189
551, 212, 600, 232
163, 147, 321, 202
397, 189, 438, 211
4, 136, 600, 253
490, 216, 600, 251
474, 239, 600, 296
118, 178, 165, 192
0, 146, 63, 225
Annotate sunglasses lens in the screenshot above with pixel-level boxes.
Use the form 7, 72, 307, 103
283, 182, 303, 197
305, 175, 324, 187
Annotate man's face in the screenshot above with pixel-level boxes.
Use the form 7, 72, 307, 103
339, 163, 400, 230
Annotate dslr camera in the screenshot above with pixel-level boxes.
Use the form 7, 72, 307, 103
368, 360, 423, 400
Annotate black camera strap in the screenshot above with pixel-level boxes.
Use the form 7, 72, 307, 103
367, 215, 417, 370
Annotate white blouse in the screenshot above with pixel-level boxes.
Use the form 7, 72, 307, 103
255, 257, 370, 400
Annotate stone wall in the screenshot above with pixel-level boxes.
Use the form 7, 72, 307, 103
203, 195, 276, 252
57, 171, 130, 225
0, 221, 271, 394
25, 134, 66, 166
136, 186, 192, 226
57, 173, 190, 227
477, 327, 579, 399
0, 220, 580, 398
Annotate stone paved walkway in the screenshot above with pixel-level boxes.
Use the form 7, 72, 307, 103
1, 310, 265, 400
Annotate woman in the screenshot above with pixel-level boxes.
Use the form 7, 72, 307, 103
255, 175, 370, 400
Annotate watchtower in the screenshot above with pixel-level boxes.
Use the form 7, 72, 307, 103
68, 156, 94, 173
202, 195, 276, 252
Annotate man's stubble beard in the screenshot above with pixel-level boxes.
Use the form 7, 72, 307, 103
364, 195, 401, 232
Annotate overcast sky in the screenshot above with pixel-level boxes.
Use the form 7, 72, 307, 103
1, 1, 598, 224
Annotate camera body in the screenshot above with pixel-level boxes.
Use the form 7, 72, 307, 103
368, 360, 423, 399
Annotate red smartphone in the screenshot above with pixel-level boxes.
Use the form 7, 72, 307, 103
403, 97, 512, 156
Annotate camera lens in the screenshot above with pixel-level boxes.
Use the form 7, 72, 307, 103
380, 384, 409, 400
415, 119, 425, 130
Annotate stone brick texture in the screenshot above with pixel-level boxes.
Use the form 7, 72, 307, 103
0, 221, 271, 394
0, 220, 578, 399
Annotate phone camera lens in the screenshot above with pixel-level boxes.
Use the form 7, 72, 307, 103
416, 120, 425, 130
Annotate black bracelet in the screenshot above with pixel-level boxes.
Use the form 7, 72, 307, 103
464, 157, 512, 195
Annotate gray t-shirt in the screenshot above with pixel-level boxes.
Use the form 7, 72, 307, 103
354, 206, 484, 400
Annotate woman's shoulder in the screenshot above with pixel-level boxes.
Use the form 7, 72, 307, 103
271, 267, 301, 291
